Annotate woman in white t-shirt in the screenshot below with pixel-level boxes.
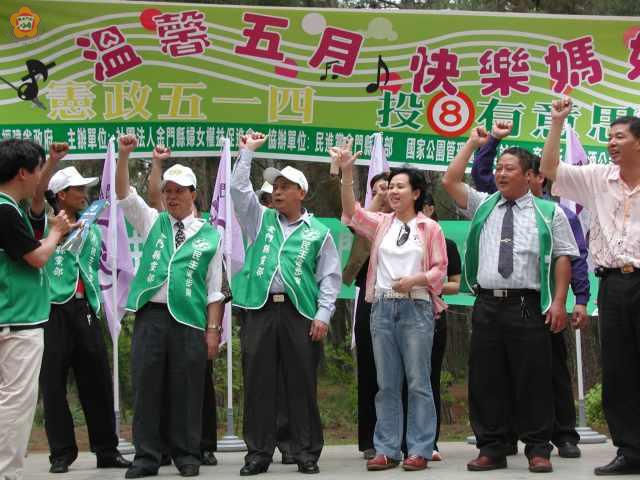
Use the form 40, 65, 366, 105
334, 143, 448, 472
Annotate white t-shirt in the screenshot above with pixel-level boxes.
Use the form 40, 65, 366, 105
376, 217, 427, 294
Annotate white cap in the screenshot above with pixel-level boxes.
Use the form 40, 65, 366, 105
48, 167, 98, 194
264, 166, 308, 193
258, 181, 273, 194
162, 164, 197, 189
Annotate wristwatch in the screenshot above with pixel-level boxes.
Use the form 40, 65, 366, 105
207, 324, 222, 333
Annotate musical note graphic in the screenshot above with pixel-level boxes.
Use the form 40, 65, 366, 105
320, 60, 339, 80
0, 59, 55, 110
366, 55, 390, 93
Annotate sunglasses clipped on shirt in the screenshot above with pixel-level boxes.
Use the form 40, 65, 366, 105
397, 223, 410, 247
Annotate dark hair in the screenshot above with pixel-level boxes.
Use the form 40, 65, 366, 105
530, 155, 548, 190
369, 172, 389, 190
422, 192, 439, 221
0, 139, 46, 184
499, 146, 534, 174
610, 116, 640, 140
388, 168, 427, 213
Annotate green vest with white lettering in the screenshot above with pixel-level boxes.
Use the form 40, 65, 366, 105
0, 193, 50, 326
126, 212, 220, 330
231, 209, 330, 320
460, 192, 557, 312
46, 223, 102, 315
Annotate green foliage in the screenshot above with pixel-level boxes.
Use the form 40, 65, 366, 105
585, 383, 605, 425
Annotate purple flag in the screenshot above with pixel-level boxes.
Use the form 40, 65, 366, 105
364, 132, 391, 208
561, 125, 591, 234
210, 138, 244, 345
98, 138, 134, 340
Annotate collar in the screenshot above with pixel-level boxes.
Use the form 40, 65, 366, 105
0, 191, 18, 206
278, 208, 311, 226
498, 190, 532, 209
606, 165, 621, 182
169, 213, 195, 228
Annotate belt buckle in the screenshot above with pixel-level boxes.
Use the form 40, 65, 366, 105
493, 289, 508, 298
273, 294, 285, 303
621, 264, 635, 274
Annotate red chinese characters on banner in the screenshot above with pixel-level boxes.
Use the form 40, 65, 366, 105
479, 47, 530, 96
234, 12, 289, 61
308, 27, 364, 77
76, 26, 143, 82
154, 10, 210, 58
544, 36, 603, 94
410, 46, 460, 96
627, 32, 640, 81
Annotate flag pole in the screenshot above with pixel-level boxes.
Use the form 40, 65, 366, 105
215, 138, 245, 452
108, 137, 133, 454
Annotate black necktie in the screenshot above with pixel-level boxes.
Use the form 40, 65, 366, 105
175, 220, 185, 248
498, 201, 515, 278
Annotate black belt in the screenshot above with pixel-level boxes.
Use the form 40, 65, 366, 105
595, 265, 640, 277
477, 287, 539, 298
2, 324, 43, 332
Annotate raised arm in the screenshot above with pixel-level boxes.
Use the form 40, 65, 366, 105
31, 143, 70, 216
471, 120, 512, 194
115, 134, 138, 200
147, 145, 171, 210
332, 138, 361, 221
23, 211, 76, 268
442, 127, 489, 209
541, 97, 572, 182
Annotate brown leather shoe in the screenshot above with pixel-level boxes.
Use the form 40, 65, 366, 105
467, 455, 507, 471
529, 456, 553, 473
366, 454, 400, 471
402, 455, 428, 471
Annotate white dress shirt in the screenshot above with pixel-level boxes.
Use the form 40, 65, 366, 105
460, 186, 579, 290
118, 187, 224, 305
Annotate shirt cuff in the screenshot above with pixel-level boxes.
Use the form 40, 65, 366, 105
314, 306, 332, 324
207, 292, 225, 304
574, 294, 589, 306
117, 186, 138, 205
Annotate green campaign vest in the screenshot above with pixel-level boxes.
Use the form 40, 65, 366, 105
0, 193, 50, 326
46, 223, 102, 315
231, 209, 330, 320
461, 192, 557, 313
127, 212, 220, 330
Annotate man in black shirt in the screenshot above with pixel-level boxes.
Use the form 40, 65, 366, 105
0, 139, 74, 480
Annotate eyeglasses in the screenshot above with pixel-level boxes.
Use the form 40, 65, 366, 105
397, 223, 410, 247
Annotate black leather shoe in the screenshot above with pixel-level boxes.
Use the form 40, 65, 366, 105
160, 454, 172, 466
595, 455, 640, 476
49, 458, 69, 474
297, 460, 320, 474
201, 451, 218, 466
97, 453, 133, 468
179, 464, 200, 477
281, 452, 296, 464
557, 442, 581, 458
240, 461, 269, 476
125, 466, 158, 478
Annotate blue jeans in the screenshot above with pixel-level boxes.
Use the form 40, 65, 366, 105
370, 298, 436, 460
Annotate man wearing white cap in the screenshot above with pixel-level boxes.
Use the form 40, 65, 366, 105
30, 148, 131, 473
231, 133, 341, 476
115, 137, 224, 479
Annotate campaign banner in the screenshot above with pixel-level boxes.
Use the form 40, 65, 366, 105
0, 1, 638, 168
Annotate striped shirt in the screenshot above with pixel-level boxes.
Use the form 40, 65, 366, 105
459, 186, 579, 290
344, 205, 448, 312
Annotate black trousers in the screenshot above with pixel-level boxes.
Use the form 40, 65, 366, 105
130, 303, 207, 471
469, 293, 553, 459
39, 298, 118, 464
240, 296, 323, 465
201, 360, 218, 452
355, 289, 376, 452
598, 272, 640, 464
550, 330, 579, 446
